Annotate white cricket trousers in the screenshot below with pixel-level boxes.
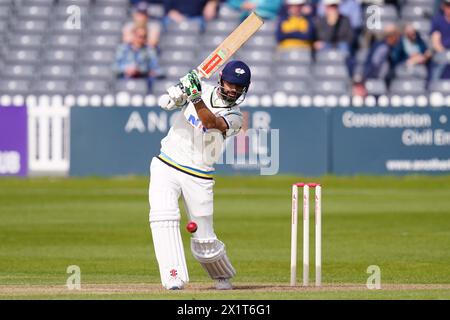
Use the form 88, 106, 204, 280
148, 156, 216, 239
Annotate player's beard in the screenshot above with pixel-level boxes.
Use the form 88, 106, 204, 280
214, 83, 247, 107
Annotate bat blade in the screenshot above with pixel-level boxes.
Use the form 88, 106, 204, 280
197, 12, 264, 78
162, 12, 264, 109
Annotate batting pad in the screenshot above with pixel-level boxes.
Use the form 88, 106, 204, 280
150, 220, 189, 287
191, 238, 236, 279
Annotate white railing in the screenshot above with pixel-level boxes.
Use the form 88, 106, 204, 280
27, 97, 70, 175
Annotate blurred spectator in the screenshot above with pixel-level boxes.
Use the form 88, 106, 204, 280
430, 0, 450, 79
317, 0, 362, 52
392, 23, 431, 67
123, 1, 161, 49
163, 0, 219, 30
276, 0, 315, 50
114, 26, 161, 91
359, 23, 401, 86
313, 0, 354, 56
226, 0, 283, 20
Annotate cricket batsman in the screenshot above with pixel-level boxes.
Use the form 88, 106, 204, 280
148, 61, 251, 290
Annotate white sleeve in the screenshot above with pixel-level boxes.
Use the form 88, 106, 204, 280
218, 109, 243, 137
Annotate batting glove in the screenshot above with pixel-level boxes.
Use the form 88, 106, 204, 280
180, 70, 202, 104
167, 83, 187, 107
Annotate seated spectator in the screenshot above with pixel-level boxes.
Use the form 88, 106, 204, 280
316, 0, 362, 53
313, 0, 353, 56
430, 0, 450, 79
123, 1, 161, 49
163, 0, 219, 30
359, 23, 401, 87
114, 26, 161, 91
276, 0, 315, 50
392, 23, 432, 68
226, 0, 282, 20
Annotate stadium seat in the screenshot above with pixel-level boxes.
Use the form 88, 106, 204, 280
8, 34, 44, 49
401, 6, 432, 20
21, 0, 54, 6
275, 49, 312, 64
159, 35, 198, 50
39, 65, 75, 80
33, 80, 69, 95
218, 5, 241, 20
406, 0, 434, 7
274, 80, 310, 95
236, 49, 274, 65
205, 20, 239, 35
58, 0, 91, 6
82, 35, 121, 50
274, 65, 310, 80
148, 4, 165, 19
43, 49, 77, 64
159, 50, 197, 65
429, 80, 450, 94
200, 35, 227, 53
1, 65, 36, 80
95, 0, 129, 7
313, 65, 349, 80
11, 19, 48, 34
50, 19, 84, 35
166, 20, 202, 35
17, 6, 52, 20
246, 80, 270, 95
395, 64, 428, 79
0, 4, 10, 18
47, 35, 81, 49
313, 80, 350, 95
80, 50, 116, 65
53, 5, 90, 21
92, 6, 128, 21
410, 19, 431, 37
258, 20, 278, 36
163, 65, 191, 79
115, 79, 149, 95
0, 20, 7, 33
152, 80, 174, 96
316, 49, 347, 64
71, 80, 110, 96
5, 49, 40, 64
249, 65, 272, 81
0, 80, 30, 94
242, 34, 277, 50
77, 65, 114, 80
365, 79, 387, 96
390, 79, 426, 95
89, 21, 124, 35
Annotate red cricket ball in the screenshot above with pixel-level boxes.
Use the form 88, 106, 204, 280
186, 221, 198, 233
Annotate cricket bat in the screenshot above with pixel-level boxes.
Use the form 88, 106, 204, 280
159, 12, 264, 109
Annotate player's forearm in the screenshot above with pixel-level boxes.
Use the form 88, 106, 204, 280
193, 100, 226, 131
193, 100, 217, 129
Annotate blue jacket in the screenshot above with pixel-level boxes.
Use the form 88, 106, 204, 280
391, 33, 428, 65
227, 0, 282, 20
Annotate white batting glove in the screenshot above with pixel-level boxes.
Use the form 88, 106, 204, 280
167, 83, 187, 107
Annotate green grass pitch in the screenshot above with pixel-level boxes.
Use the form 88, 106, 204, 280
0, 175, 450, 299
